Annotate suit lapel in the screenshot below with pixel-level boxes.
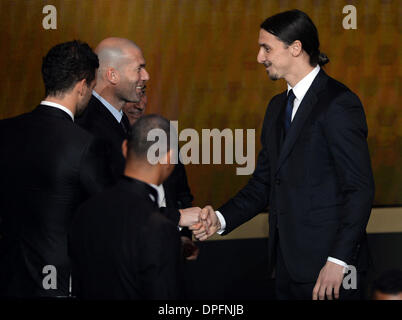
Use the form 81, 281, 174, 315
275, 70, 328, 174
91, 95, 127, 138
268, 93, 287, 170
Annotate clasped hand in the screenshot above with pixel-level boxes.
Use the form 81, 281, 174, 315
179, 205, 221, 241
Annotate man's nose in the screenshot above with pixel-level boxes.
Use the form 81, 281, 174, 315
141, 68, 150, 81
257, 48, 265, 64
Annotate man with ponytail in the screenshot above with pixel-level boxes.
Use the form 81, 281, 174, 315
193, 9, 374, 300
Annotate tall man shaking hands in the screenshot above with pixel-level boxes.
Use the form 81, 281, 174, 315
193, 10, 374, 300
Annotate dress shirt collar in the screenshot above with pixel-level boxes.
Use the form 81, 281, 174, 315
40, 100, 74, 121
149, 183, 166, 208
287, 65, 320, 101
92, 90, 123, 123
120, 176, 159, 206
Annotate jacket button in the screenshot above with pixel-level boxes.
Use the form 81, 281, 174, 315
275, 179, 281, 185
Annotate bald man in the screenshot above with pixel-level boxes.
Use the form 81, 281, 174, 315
77, 38, 201, 234
77, 37, 149, 181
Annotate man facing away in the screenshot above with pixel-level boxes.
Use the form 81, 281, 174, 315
70, 115, 188, 299
193, 9, 375, 300
123, 93, 199, 261
0, 41, 112, 298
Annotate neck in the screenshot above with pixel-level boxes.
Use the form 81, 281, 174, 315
124, 162, 161, 186
44, 95, 76, 115
94, 84, 124, 111
285, 63, 315, 88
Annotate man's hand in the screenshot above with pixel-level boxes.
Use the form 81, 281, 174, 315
312, 261, 345, 300
190, 205, 221, 241
178, 207, 201, 227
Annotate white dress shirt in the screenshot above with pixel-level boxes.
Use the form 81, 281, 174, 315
215, 65, 348, 270
40, 100, 74, 121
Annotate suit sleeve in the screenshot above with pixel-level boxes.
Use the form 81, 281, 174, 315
218, 102, 273, 234
324, 91, 375, 264
139, 214, 182, 299
175, 162, 194, 239
159, 207, 181, 226
79, 137, 114, 197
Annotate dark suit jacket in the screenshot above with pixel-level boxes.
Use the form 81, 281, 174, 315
76, 94, 130, 181
77, 95, 193, 230
70, 176, 182, 300
162, 162, 194, 238
0, 105, 112, 298
219, 70, 375, 283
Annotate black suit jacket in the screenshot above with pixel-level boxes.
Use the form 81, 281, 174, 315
70, 176, 182, 300
219, 70, 375, 282
76, 94, 130, 181
162, 162, 194, 238
0, 105, 112, 298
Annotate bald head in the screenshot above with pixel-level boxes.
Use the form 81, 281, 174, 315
95, 37, 140, 72
93, 37, 150, 108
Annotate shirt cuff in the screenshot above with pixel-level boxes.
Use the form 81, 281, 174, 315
327, 257, 348, 272
215, 211, 226, 234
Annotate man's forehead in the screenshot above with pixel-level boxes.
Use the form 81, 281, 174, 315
124, 50, 146, 66
258, 29, 277, 45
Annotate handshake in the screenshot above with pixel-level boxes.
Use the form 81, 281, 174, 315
178, 206, 221, 241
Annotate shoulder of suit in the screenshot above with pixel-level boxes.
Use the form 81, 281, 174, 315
324, 74, 354, 95
324, 76, 362, 105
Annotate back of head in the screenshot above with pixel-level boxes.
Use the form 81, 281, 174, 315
372, 269, 402, 299
260, 9, 329, 67
127, 114, 172, 162
42, 40, 99, 97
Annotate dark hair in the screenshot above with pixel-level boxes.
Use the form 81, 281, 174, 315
372, 269, 402, 296
128, 114, 173, 160
260, 9, 329, 67
42, 40, 99, 97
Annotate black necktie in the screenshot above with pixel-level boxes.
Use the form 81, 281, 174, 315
284, 89, 296, 134
147, 186, 159, 206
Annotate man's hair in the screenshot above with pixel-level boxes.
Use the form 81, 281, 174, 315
127, 114, 172, 160
260, 9, 329, 67
372, 269, 402, 296
42, 40, 99, 97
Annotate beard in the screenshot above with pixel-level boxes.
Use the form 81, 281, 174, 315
264, 63, 279, 81
268, 72, 279, 81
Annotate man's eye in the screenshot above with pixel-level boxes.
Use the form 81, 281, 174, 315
265, 47, 270, 52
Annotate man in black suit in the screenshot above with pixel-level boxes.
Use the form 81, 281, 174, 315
0, 41, 111, 298
77, 37, 149, 181
70, 114, 198, 299
124, 93, 199, 260
193, 10, 375, 300
79, 37, 202, 234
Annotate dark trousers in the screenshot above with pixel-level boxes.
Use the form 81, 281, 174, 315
274, 240, 367, 300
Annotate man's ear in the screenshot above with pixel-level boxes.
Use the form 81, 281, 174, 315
122, 139, 128, 159
75, 79, 87, 96
290, 40, 302, 57
163, 149, 173, 165
106, 68, 119, 85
